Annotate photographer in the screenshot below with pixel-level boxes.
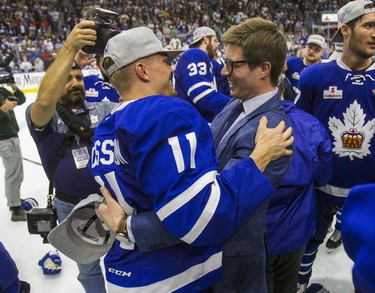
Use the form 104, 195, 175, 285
0, 64, 27, 221
26, 20, 117, 292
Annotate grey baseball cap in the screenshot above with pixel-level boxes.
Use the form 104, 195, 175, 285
103, 27, 184, 77
47, 193, 115, 264
189, 26, 217, 47
331, 0, 375, 42
306, 34, 326, 49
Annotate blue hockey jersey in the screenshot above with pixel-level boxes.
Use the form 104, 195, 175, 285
84, 74, 120, 103
90, 95, 273, 292
173, 49, 231, 122
295, 59, 375, 198
285, 56, 307, 92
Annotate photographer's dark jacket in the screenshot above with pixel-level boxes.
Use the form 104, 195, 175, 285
0, 87, 26, 140
25, 100, 117, 200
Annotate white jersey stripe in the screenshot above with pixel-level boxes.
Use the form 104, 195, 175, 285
193, 89, 215, 104
181, 175, 221, 243
106, 251, 222, 292
157, 170, 217, 221
187, 81, 212, 96
105, 171, 136, 216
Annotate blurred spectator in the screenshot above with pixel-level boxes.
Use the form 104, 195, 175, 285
33, 57, 44, 72
0, 0, 347, 72
19, 55, 33, 72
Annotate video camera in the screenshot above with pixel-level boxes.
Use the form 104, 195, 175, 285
82, 8, 121, 54
27, 195, 57, 244
0, 53, 15, 84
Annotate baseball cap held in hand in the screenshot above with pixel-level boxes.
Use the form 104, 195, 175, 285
331, 0, 375, 42
47, 193, 115, 264
103, 27, 184, 77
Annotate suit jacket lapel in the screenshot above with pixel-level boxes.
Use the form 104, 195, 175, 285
214, 94, 282, 158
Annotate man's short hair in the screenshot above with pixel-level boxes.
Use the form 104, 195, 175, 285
222, 17, 288, 87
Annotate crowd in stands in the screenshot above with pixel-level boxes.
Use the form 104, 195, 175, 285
0, 0, 347, 73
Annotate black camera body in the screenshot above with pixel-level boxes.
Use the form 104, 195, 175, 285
0, 53, 15, 84
82, 8, 120, 54
0, 71, 15, 84
27, 206, 57, 243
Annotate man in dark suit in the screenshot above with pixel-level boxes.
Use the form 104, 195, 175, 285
208, 17, 291, 292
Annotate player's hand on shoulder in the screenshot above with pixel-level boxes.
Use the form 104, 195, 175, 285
251, 117, 293, 170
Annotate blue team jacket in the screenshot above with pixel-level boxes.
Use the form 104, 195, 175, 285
266, 101, 333, 255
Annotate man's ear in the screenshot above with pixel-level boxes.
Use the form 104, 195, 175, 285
134, 62, 150, 81
259, 61, 271, 79
341, 24, 351, 39
203, 36, 210, 45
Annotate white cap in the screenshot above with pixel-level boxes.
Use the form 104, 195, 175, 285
189, 26, 217, 47
306, 34, 326, 49
331, 0, 375, 42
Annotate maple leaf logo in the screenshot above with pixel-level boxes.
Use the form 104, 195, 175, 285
328, 100, 375, 161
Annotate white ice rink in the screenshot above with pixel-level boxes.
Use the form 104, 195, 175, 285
0, 92, 355, 292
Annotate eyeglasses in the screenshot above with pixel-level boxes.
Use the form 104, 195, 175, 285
224, 59, 250, 74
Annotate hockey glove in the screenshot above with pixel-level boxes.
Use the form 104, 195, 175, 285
38, 250, 62, 275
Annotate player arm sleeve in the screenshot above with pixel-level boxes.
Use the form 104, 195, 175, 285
313, 122, 333, 187
130, 211, 183, 253
132, 113, 273, 246
294, 70, 315, 112
178, 54, 230, 117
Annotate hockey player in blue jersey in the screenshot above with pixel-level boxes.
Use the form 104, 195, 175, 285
91, 27, 293, 292
173, 26, 231, 122
295, 0, 375, 292
285, 34, 326, 93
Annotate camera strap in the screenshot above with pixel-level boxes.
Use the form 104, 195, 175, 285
55, 102, 94, 144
